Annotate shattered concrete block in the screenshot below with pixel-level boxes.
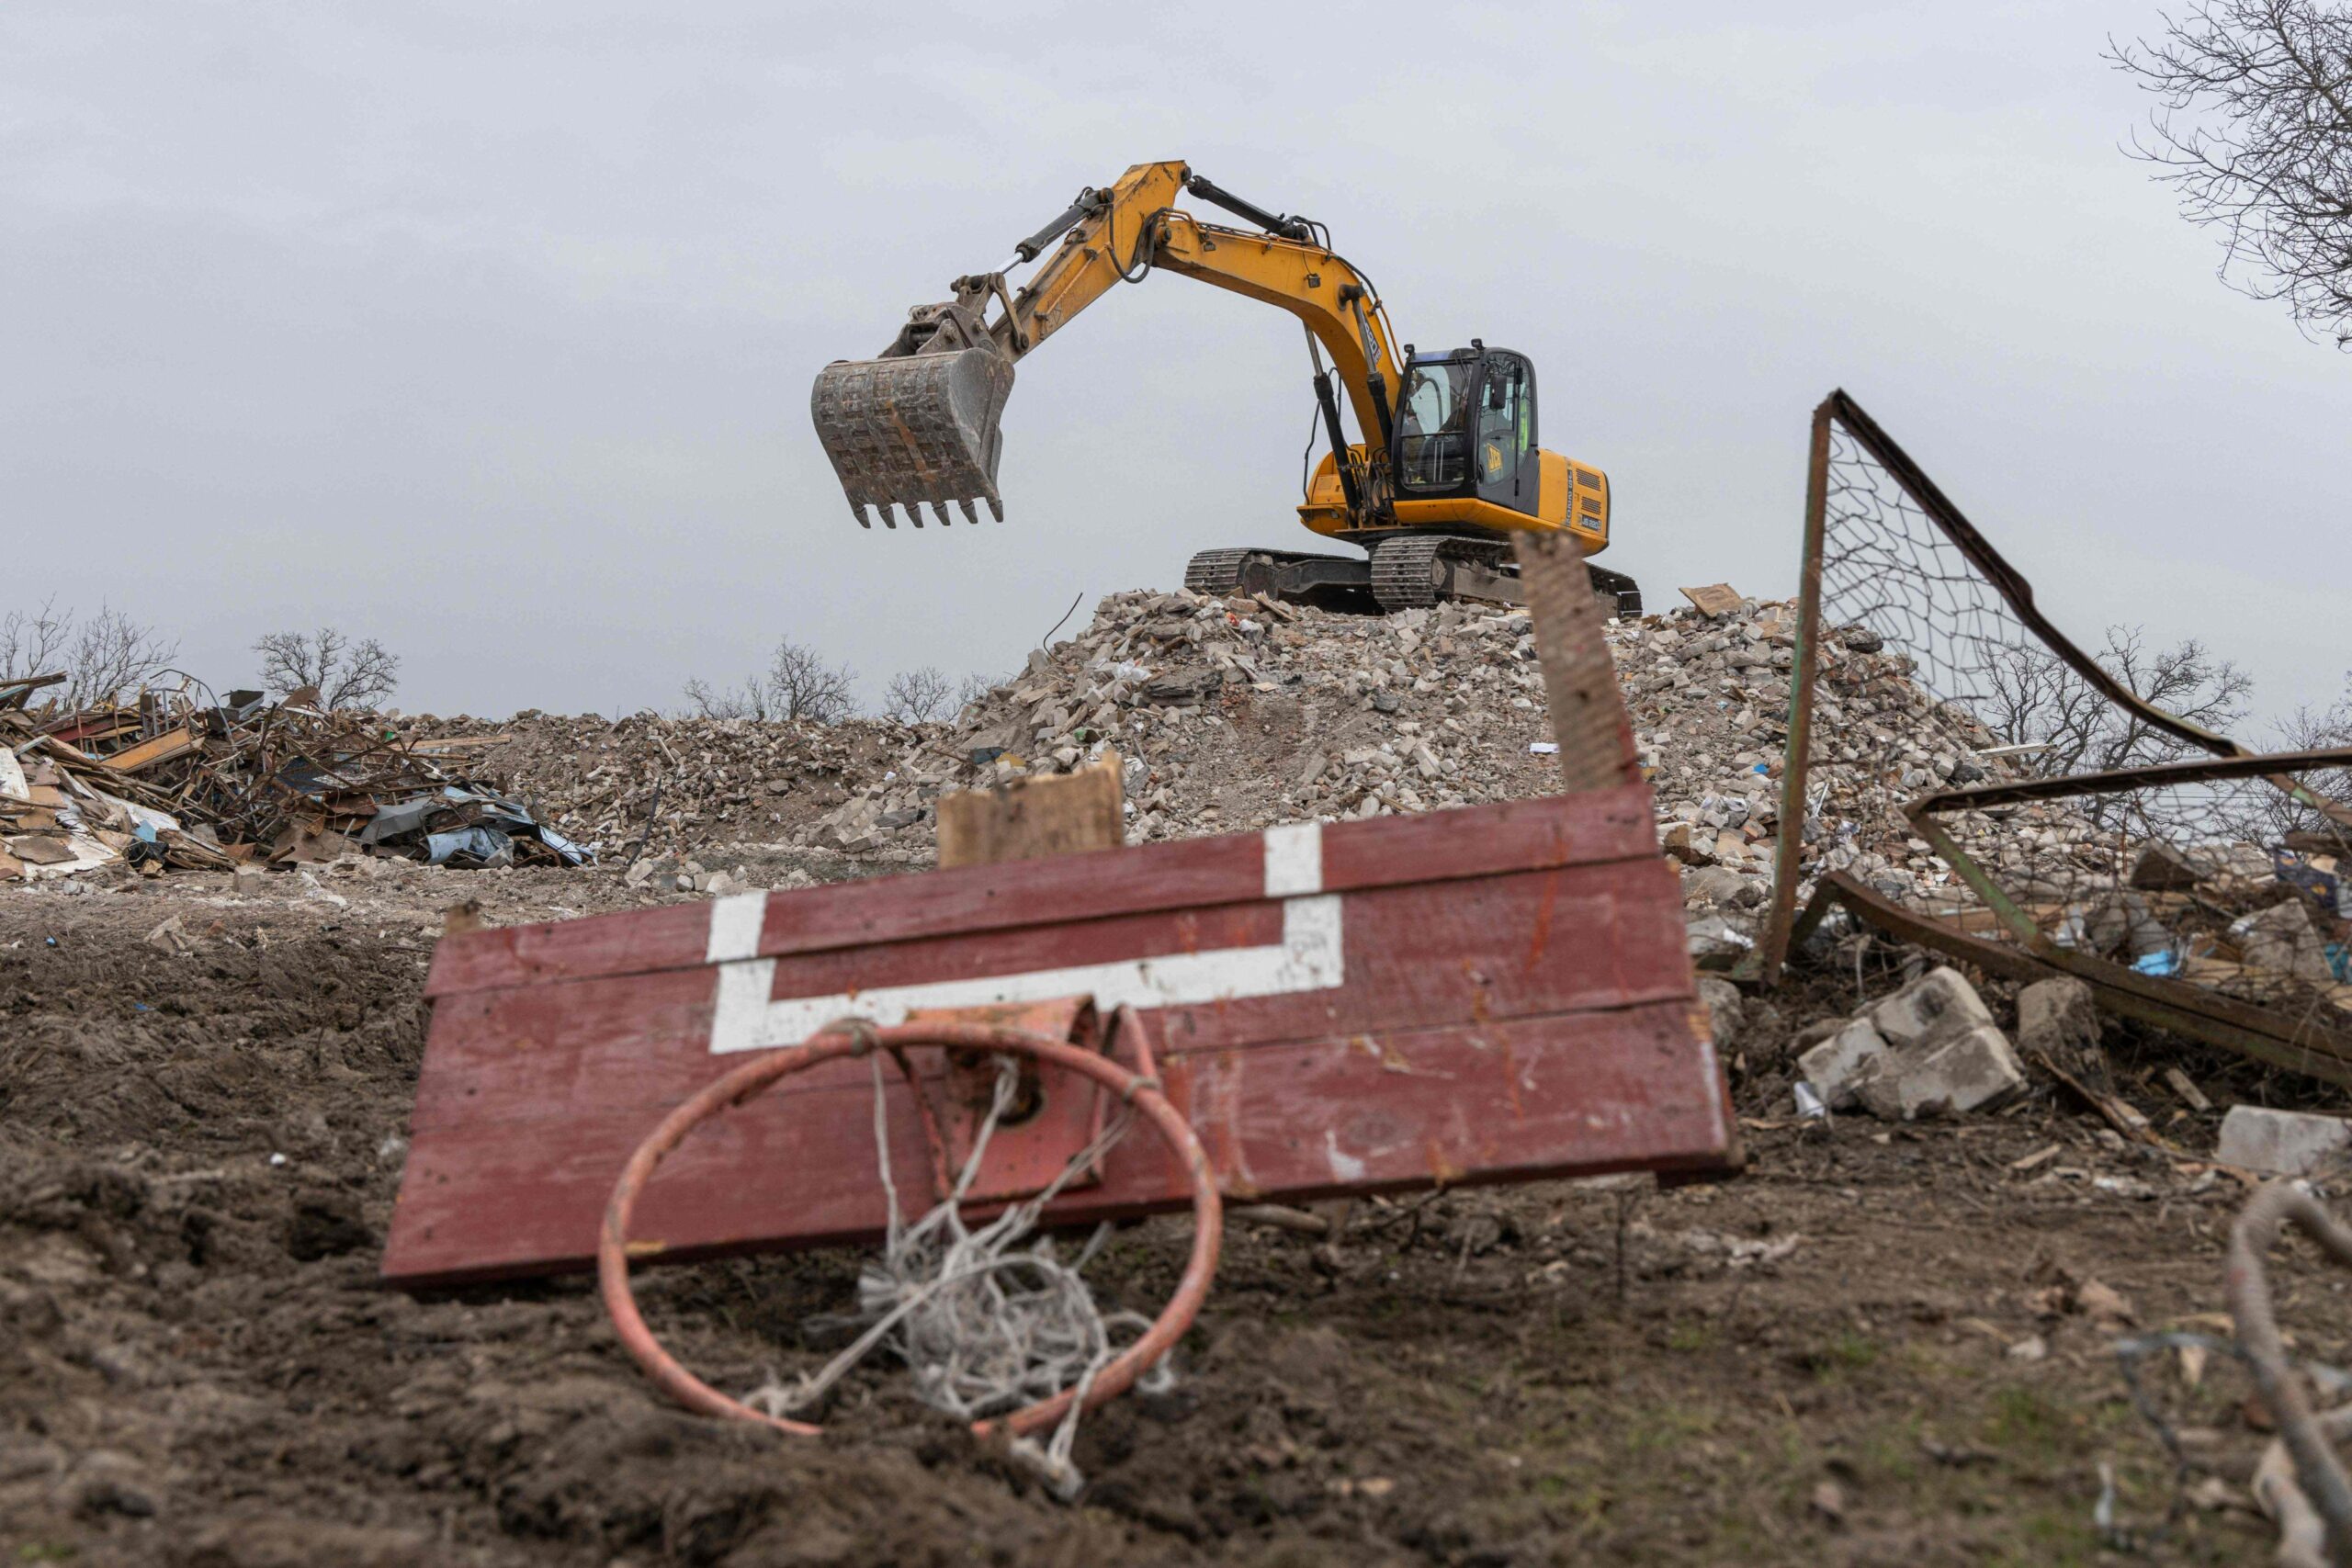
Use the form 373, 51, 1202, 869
1869, 965, 1994, 1053
2237, 899, 2338, 984
1684, 915, 1754, 967
2072, 890, 2173, 960
1696, 976, 1745, 1052
1796, 1017, 1890, 1111
1685, 865, 1752, 908
2016, 976, 2100, 1062
2216, 1106, 2352, 1177
231, 863, 267, 897
1802, 966, 2026, 1119
1854, 1025, 2025, 1120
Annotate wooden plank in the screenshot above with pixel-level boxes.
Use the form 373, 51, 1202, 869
99, 724, 198, 773
1679, 583, 1744, 617
936, 750, 1123, 869
405, 859, 1690, 1133
425, 785, 1661, 998
385, 1000, 1724, 1287
385, 789, 1724, 1290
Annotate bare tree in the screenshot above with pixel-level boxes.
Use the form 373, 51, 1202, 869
69, 608, 182, 710
254, 627, 401, 710
2253, 677, 2352, 836
2, 598, 178, 710
682, 674, 768, 720
765, 637, 857, 722
882, 666, 955, 724
2111, 1, 2352, 344
1983, 625, 2253, 776
955, 671, 1003, 710
0, 597, 74, 682
680, 637, 859, 723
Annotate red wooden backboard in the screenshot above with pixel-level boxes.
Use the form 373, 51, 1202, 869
382, 785, 1733, 1289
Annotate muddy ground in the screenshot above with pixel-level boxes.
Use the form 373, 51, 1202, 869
4, 863, 2346, 1566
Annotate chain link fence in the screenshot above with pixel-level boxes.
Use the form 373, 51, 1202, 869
1758, 390, 2352, 1084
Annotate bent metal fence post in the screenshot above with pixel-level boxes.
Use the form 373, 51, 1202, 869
1757, 389, 2352, 1084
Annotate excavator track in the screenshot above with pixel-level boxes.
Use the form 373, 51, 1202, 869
1369, 536, 1512, 612
1368, 536, 1643, 616
1184, 547, 1374, 609
1192, 538, 1642, 617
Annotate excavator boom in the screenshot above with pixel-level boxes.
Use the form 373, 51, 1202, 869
808, 161, 1634, 615
810, 161, 1403, 531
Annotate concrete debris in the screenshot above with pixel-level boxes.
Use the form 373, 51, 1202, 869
2233, 899, 2337, 986
1797, 966, 2024, 1119
2016, 977, 2102, 1066
779, 587, 1851, 945
1696, 976, 1745, 1051
2215, 1106, 2352, 1177
401, 709, 919, 871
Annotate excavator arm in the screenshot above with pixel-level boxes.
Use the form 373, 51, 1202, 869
812, 160, 1408, 530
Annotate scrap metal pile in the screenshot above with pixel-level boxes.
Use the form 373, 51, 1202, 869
0, 672, 590, 882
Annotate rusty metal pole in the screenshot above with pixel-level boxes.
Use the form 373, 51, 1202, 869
1511, 532, 1643, 794
1757, 395, 1837, 984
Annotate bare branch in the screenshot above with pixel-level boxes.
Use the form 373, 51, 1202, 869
2111, 0, 2352, 344
881, 666, 955, 725
681, 637, 858, 723
254, 626, 401, 710
763, 637, 858, 723
0, 595, 74, 683
3, 602, 178, 710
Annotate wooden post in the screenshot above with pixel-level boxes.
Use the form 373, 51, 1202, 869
935, 750, 1125, 870
1510, 532, 1644, 795
1757, 397, 1837, 984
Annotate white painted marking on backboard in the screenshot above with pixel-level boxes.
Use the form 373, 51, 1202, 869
707, 895, 1345, 1055
1261, 822, 1323, 898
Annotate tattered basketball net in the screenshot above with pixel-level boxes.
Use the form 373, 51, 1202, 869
598, 1016, 1222, 1500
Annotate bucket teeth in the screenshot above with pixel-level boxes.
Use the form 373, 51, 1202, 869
810, 346, 1013, 530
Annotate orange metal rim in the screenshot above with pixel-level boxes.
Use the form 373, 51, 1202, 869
596, 1020, 1224, 1440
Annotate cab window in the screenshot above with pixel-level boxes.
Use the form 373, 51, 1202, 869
1476, 358, 1524, 485
1396, 359, 1471, 490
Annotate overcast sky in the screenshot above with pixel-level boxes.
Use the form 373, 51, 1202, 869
5, 2, 2346, 728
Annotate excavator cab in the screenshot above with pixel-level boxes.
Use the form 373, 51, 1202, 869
1394, 344, 1541, 518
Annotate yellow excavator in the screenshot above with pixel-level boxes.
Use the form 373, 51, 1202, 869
810, 160, 1638, 615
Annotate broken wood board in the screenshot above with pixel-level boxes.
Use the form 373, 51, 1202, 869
1679, 583, 1745, 617
935, 750, 1123, 870
383, 784, 1735, 1288
101, 724, 199, 773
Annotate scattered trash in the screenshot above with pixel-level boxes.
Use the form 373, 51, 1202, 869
1792, 1081, 1828, 1120
1528, 741, 1558, 755
1, 678, 593, 881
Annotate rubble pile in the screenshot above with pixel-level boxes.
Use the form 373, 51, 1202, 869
0, 673, 586, 881
786, 586, 2060, 929
402, 710, 930, 875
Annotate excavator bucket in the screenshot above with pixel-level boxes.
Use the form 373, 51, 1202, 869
809, 347, 1013, 528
